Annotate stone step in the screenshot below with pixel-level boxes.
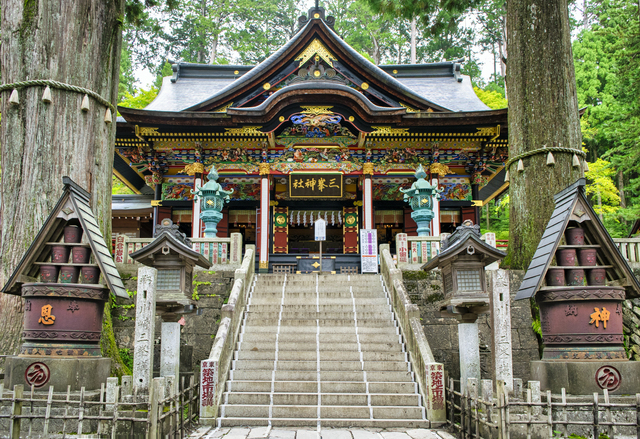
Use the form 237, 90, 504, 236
222, 392, 421, 406
236, 342, 403, 353
226, 380, 419, 394
231, 360, 411, 372
240, 326, 398, 334
218, 417, 429, 428
244, 312, 392, 320
239, 332, 402, 344
250, 290, 385, 298
220, 404, 425, 420
242, 319, 395, 327
229, 370, 415, 382
235, 350, 408, 362
249, 298, 389, 306
246, 304, 391, 313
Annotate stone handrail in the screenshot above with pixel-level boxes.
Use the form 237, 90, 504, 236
379, 244, 446, 425
614, 238, 640, 265
113, 233, 243, 265
199, 245, 255, 423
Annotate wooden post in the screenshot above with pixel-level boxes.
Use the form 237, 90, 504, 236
10, 384, 23, 439
148, 378, 164, 439
180, 376, 185, 437
77, 387, 86, 435
188, 375, 195, 425
546, 390, 553, 438
27, 385, 34, 438
561, 388, 567, 438
504, 391, 511, 439
110, 386, 120, 439
593, 393, 599, 439
62, 385, 71, 436
603, 389, 614, 438
526, 388, 532, 439
635, 393, 640, 439
42, 385, 54, 436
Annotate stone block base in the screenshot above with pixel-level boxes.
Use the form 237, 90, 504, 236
531, 360, 640, 395
3, 356, 111, 392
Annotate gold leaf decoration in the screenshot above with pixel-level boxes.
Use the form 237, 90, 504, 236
184, 163, 205, 176
430, 163, 452, 177
224, 126, 266, 136
300, 106, 334, 116
295, 39, 337, 68
369, 126, 410, 136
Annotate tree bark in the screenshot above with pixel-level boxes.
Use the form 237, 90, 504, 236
505, 0, 583, 269
410, 16, 417, 64
0, 0, 125, 373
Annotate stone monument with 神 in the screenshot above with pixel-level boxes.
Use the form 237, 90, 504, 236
517, 179, 640, 394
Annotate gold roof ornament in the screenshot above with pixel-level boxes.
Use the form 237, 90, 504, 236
259, 163, 271, 175
430, 162, 452, 177
300, 106, 334, 116
362, 163, 374, 175
295, 39, 338, 68
224, 126, 266, 136
184, 162, 205, 176
212, 102, 234, 113
135, 126, 160, 137
400, 102, 420, 113
369, 126, 410, 136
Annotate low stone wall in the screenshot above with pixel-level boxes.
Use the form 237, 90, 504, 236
112, 268, 236, 375
403, 269, 540, 384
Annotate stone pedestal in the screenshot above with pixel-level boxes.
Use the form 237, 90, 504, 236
132, 267, 157, 395
458, 322, 481, 394
3, 356, 110, 391
160, 322, 181, 379
531, 360, 640, 395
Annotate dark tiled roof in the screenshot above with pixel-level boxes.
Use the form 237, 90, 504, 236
515, 179, 640, 300
141, 19, 489, 114
2, 178, 128, 298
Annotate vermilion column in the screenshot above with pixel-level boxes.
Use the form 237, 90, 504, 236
259, 163, 270, 272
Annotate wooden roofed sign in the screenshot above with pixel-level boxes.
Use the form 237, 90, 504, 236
515, 178, 640, 300
1, 177, 128, 298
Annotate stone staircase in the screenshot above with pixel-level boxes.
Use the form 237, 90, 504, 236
218, 273, 429, 428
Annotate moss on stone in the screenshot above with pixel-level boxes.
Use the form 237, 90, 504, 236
101, 301, 132, 378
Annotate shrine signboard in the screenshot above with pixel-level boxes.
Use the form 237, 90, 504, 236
289, 173, 342, 198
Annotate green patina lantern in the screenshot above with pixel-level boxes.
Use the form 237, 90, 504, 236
400, 164, 442, 236
191, 166, 234, 237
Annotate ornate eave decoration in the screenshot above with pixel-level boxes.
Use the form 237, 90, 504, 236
475, 125, 500, 141
300, 105, 334, 116
369, 126, 411, 137
224, 126, 266, 136
184, 162, 205, 176
295, 39, 337, 67
135, 125, 160, 137
276, 136, 356, 149
400, 102, 420, 113
212, 102, 234, 113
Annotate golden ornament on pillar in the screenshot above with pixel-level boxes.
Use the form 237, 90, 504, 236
259, 163, 271, 175
259, 261, 269, 269
362, 163, 374, 175
184, 162, 205, 176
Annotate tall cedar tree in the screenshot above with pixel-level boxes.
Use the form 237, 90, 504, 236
0, 0, 127, 374
366, 0, 583, 268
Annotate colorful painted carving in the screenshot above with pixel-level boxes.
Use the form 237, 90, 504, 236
163, 183, 195, 201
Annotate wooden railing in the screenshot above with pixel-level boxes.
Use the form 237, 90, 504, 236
398, 233, 498, 266
198, 245, 255, 424
113, 233, 244, 266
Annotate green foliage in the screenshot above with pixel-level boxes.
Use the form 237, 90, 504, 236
119, 87, 159, 110
119, 348, 134, 371
473, 86, 507, 109
119, 43, 137, 101
113, 175, 135, 195
480, 195, 509, 239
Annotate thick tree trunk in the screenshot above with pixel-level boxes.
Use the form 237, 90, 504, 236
505, 0, 583, 269
410, 17, 417, 64
0, 0, 125, 373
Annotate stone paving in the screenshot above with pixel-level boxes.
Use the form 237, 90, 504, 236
188, 426, 455, 439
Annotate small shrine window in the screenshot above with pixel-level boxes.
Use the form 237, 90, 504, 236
157, 269, 181, 290
457, 270, 482, 291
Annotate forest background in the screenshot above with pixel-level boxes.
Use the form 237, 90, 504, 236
114, 0, 640, 240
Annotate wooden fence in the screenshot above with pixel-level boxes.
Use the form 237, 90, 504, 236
0, 375, 198, 439
447, 378, 640, 439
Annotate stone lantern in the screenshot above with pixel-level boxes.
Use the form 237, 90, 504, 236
129, 218, 211, 379
422, 220, 506, 391
192, 166, 233, 238
400, 164, 442, 236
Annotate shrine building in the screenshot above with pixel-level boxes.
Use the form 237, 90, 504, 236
113, 6, 509, 272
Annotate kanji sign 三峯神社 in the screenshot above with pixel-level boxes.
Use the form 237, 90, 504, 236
289, 173, 342, 198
